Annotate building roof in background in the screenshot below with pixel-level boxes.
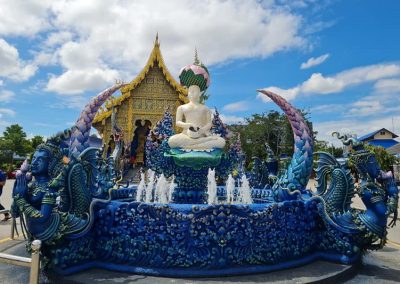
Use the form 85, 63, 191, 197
387, 142, 400, 155
366, 139, 399, 148
358, 128, 399, 141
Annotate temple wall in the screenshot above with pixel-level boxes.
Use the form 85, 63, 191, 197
93, 65, 182, 151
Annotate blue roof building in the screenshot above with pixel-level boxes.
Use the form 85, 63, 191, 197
358, 128, 399, 149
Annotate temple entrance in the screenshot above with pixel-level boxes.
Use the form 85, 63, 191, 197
130, 119, 152, 166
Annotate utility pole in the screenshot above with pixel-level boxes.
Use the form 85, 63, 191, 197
392, 117, 395, 133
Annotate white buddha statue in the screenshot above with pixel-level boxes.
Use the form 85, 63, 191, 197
168, 85, 226, 150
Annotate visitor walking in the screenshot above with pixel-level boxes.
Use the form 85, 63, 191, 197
0, 169, 11, 221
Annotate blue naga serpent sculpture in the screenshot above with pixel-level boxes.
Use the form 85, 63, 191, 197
12, 83, 124, 245
257, 90, 314, 201
312, 133, 398, 248
12, 84, 398, 276
257, 90, 397, 248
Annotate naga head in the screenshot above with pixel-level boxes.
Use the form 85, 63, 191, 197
333, 132, 381, 180
31, 131, 68, 179
351, 152, 381, 180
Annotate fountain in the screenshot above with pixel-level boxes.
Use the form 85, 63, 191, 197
135, 172, 146, 202
225, 174, 235, 204
207, 168, 218, 204
155, 174, 168, 203
167, 175, 176, 203
144, 169, 155, 203
238, 174, 252, 204
12, 54, 398, 278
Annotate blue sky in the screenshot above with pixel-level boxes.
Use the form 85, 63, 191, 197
0, 0, 399, 145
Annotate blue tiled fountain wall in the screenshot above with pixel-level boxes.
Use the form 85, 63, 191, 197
47, 197, 360, 276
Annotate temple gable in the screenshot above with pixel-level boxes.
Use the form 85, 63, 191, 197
93, 36, 187, 164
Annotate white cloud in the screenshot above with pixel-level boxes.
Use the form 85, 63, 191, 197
260, 63, 400, 100
348, 100, 384, 117
307, 76, 400, 119
0, 108, 16, 116
0, 1, 328, 100
347, 81, 400, 117
32, 52, 56, 67
300, 53, 330, 69
0, 39, 37, 81
313, 75, 400, 144
0, 0, 52, 37
309, 104, 342, 114
220, 114, 245, 125
303, 20, 336, 35
44, 31, 74, 47
46, 68, 120, 94
373, 78, 400, 94
30, 0, 308, 94
0, 90, 15, 102
223, 101, 251, 112
314, 115, 400, 147
301, 72, 345, 94
257, 86, 300, 102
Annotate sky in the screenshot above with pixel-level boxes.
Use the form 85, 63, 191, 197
0, 0, 399, 146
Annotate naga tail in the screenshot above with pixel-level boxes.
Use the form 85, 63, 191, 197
257, 90, 313, 201
69, 83, 124, 158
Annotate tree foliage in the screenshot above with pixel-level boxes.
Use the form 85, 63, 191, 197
31, 135, 45, 149
314, 139, 343, 158
0, 124, 34, 168
1, 124, 33, 155
229, 110, 312, 168
365, 145, 399, 172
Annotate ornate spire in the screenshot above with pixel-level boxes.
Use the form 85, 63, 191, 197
155, 32, 160, 46
179, 47, 210, 92
194, 47, 200, 64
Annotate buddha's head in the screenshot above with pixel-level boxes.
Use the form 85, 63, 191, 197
188, 85, 202, 103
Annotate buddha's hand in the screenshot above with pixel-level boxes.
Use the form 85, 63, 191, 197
189, 125, 201, 132
184, 123, 197, 130
14, 171, 28, 197
198, 126, 211, 136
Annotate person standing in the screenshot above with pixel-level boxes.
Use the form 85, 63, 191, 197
0, 169, 11, 221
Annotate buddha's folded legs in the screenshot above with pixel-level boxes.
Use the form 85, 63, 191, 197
168, 133, 225, 149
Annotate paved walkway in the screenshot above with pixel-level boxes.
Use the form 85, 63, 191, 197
0, 239, 399, 283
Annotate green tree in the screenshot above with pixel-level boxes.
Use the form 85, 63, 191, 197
0, 139, 13, 169
0, 124, 33, 166
314, 139, 344, 158
229, 110, 312, 169
31, 135, 45, 149
365, 145, 399, 172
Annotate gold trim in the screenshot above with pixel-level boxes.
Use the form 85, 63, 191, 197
93, 38, 188, 124
127, 97, 133, 140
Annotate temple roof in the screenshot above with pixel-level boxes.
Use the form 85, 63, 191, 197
93, 35, 188, 124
